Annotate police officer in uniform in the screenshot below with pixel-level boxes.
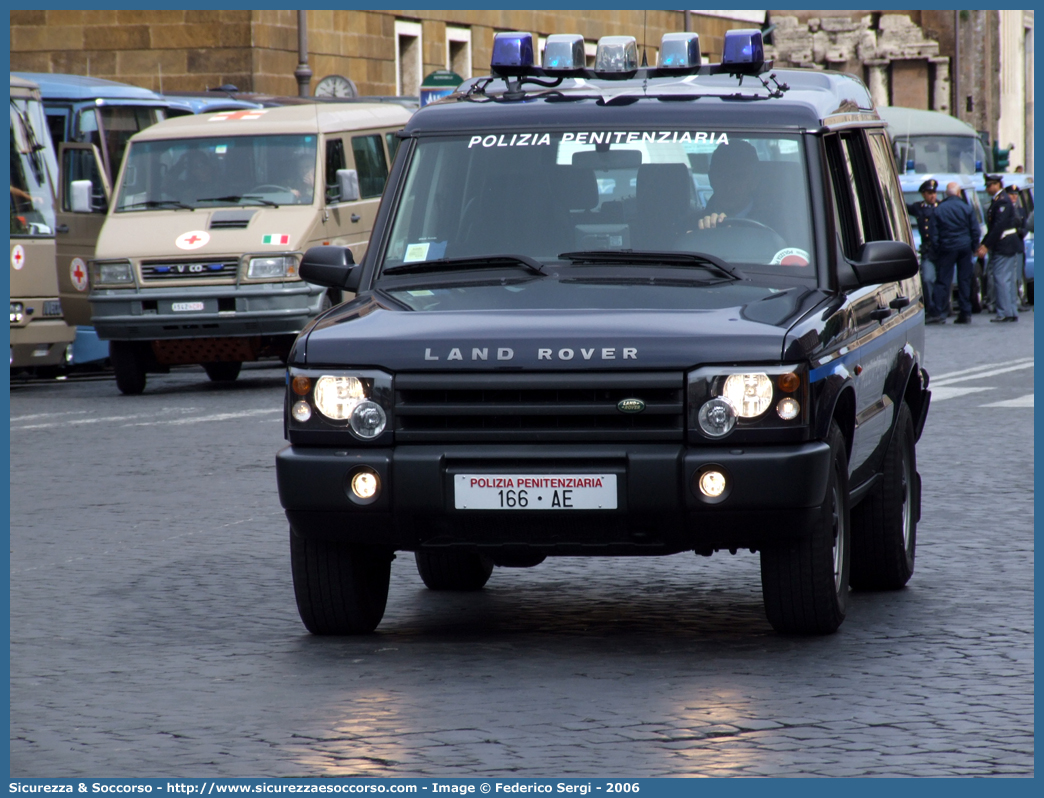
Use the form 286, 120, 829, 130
906, 178, 939, 307
977, 175, 1023, 322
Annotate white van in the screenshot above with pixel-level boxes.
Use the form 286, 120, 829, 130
74, 103, 411, 393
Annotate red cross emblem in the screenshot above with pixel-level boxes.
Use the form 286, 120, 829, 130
70, 257, 89, 291
176, 230, 210, 250
13, 248, 24, 267
209, 110, 266, 122
184, 234, 202, 245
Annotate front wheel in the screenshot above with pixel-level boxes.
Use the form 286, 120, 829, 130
110, 341, 147, 395
850, 402, 917, 590
415, 551, 494, 591
760, 421, 850, 634
203, 361, 242, 382
290, 529, 392, 634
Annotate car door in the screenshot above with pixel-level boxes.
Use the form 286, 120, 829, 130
321, 129, 392, 261
825, 131, 902, 482
55, 142, 110, 326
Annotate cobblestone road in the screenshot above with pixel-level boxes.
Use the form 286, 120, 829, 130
9, 314, 1033, 777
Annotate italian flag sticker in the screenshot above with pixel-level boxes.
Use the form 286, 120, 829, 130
262, 234, 290, 245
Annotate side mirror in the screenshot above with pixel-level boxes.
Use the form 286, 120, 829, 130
849, 240, 919, 287
336, 169, 360, 203
300, 245, 360, 292
70, 179, 93, 213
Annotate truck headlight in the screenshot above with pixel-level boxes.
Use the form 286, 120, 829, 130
10, 302, 24, 324
91, 260, 134, 285
247, 255, 295, 279
287, 368, 393, 442
688, 365, 808, 441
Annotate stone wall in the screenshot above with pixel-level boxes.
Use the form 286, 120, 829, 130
766, 11, 950, 113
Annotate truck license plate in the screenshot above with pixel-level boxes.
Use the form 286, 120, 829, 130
171, 301, 205, 312
454, 474, 617, 510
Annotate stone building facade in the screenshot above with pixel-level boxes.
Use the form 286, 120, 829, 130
9, 9, 746, 97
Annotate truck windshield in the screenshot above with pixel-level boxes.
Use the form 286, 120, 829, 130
381, 130, 815, 276
114, 134, 318, 211
10, 98, 57, 237
894, 135, 986, 174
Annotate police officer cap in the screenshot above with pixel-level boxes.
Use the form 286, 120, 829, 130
918, 178, 938, 193
1005, 183, 1019, 193
984, 173, 1004, 185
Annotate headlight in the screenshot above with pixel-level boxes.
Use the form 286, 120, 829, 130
92, 260, 134, 285
314, 375, 366, 420
247, 255, 295, 279
10, 302, 24, 324
722, 373, 773, 418
287, 368, 393, 442
688, 365, 807, 441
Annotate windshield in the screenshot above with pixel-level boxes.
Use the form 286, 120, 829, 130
115, 134, 318, 211
893, 135, 986, 175
10, 98, 57, 237
381, 130, 815, 276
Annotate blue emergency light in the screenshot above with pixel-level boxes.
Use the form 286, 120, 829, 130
490, 31, 536, 75
658, 32, 701, 71
721, 29, 765, 73
595, 36, 638, 72
542, 33, 585, 71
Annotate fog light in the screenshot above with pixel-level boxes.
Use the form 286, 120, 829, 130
698, 397, 736, 438
291, 400, 311, 422
777, 397, 800, 420
347, 467, 382, 505
351, 471, 379, 500
699, 470, 727, 498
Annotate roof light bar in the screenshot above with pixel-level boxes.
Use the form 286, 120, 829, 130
594, 36, 638, 73
658, 32, 701, 71
721, 28, 765, 74
490, 31, 536, 76
542, 33, 586, 71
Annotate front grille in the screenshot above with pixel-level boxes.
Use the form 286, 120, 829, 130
141, 259, 238, 281
395, 371, 684, 442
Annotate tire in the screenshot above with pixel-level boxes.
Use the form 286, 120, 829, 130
109, 341, 147, 396
289, 529, 392, 634
850, 402, 917, 590
760, 421, 850, 635
415, 550, 494, 591
203, 361, 242, 382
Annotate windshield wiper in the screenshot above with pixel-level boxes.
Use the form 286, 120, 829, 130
383, 254, 546, 276
120, 199, 194, 211
558, 250, 744, 281
195, 194, 279, 207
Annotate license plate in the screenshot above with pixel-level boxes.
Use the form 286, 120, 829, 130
454, 474, 617, 510
171, 301, 205, 312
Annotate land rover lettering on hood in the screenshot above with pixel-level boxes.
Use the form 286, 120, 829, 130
276, 30, 930, 637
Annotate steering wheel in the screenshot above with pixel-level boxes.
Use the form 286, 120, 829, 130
678, 217, 787, 262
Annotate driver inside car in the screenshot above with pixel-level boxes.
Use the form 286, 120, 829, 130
696, 139, 767, 230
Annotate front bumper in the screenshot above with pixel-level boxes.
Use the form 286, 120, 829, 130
90, 281, 326, 340
277, 442, 832, 555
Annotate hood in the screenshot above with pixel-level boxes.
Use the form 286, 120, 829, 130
96, 206, 318, 259
301, 288, 826, 371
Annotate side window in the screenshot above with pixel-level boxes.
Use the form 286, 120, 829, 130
61, 147, 107, 213
351, 134, 389, 199
867, 132, 912, 245
325, 137, 346, 203
386, 132, 401, 164
825, 135, 863, 259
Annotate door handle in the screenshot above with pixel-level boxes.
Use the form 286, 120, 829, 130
350, 214, 361, 223
56, 224, 69, 234
889, 296, 910, 309
869, 308, 892, 321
